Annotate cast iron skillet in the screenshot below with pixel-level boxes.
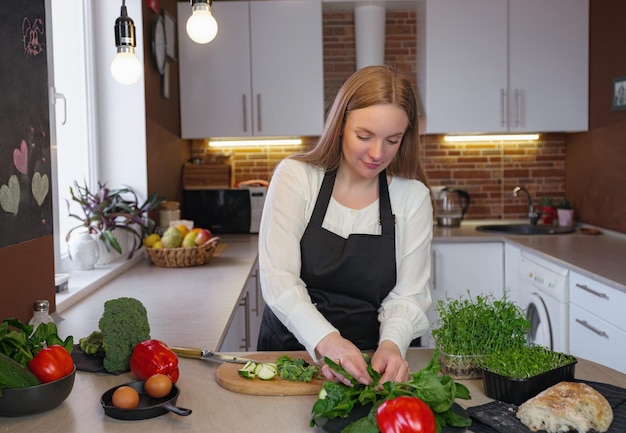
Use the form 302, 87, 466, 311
101, 381, 192, 420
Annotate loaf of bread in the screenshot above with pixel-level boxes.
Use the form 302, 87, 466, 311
517, 381, 613, 433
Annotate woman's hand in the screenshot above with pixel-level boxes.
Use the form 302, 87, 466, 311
371, 340, 410, 384
315, 332, 372, 386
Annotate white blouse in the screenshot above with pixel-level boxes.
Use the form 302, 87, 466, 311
258, 158, 433, 361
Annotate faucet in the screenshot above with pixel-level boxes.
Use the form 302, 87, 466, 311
513, 186, 541, 225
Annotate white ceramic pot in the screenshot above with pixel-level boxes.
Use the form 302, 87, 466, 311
68, 232, 99, 270
557, 208, 574, 227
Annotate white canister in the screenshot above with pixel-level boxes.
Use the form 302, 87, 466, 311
68, 232, 100, 270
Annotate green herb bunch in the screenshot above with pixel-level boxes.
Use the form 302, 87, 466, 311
432, 292, 530, 356
310, 350, 472, 433
480, 345, 576, 379
276, 354, 319, 382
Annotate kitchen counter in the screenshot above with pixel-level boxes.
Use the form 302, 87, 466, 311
1, 349, 625, 432
3, 228, 626, 431
54, 235, 260, 351
433, 220, 626, 292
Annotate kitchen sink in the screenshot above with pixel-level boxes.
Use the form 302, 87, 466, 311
476, 224, 575, 235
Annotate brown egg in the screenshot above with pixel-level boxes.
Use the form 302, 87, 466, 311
144, 374, 173, 398
111, 385, 140, 409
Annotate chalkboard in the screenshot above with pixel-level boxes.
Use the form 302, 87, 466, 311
0, 0, 53, 248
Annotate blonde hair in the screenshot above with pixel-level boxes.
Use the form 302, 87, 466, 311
292, 65, 429, 185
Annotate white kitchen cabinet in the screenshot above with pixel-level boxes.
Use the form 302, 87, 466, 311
422, 242, 504, 347
219, 259, 265, 352
569, 271, 626, 374
417, 0, 588, 134
178, 0, 324, 139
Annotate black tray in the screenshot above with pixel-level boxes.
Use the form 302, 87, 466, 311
467, 380, 626, 433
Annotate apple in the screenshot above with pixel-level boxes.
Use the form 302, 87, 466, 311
194, 229, 213, 246
161, 227, 183, 248
182, 231, 198, 248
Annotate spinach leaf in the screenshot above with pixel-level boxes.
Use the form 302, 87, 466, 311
310, 349, 472, 432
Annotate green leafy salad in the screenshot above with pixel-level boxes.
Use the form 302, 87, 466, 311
310, 349, 472, 433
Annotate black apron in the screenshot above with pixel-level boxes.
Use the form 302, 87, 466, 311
258, 169, 397, 351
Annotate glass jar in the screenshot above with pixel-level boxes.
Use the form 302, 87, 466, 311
29, 300, 54, 334
159, 201, 181, 232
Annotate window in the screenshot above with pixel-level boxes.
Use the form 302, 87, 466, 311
49, 0, 96, 262
48, 0, 149, 312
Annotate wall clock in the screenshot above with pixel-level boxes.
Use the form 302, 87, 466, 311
151, 15, 167, 75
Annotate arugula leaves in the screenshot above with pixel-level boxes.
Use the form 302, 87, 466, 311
310, 350, 472, 433
0, 319, 73, 366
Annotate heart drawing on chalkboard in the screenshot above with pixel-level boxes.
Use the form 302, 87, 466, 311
0, 175, 20, 215
31, 172, 49, 206
13, 140, 28, 174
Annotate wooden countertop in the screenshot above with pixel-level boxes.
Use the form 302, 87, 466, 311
2, 349, 625, 432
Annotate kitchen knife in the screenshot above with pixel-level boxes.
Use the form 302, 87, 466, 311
169, 347, 255, 364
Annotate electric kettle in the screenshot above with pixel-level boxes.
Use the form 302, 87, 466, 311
433, 187, 471, 227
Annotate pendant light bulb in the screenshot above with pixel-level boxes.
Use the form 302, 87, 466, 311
186, 0, 218, 44
111, 2, 142, 85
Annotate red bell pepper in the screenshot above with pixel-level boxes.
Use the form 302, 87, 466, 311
376, 396, 436, 433
28, 345, 74, 383
130, 339, 179, 383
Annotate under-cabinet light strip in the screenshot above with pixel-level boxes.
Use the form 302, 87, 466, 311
208, 138, 303, 147
443, 134, 540, 142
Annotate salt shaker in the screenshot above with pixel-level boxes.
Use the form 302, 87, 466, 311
29, 300, 54, 333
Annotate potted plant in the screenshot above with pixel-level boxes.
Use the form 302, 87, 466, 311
480, 345, 577, 405
557, 197, 574, 227
537, 197, 557, 225
65, 181, 164, 263
431, 292, 530, 379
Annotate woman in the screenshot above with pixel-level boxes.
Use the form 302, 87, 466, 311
257, 65, 433, 386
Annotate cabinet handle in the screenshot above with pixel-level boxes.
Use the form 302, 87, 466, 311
249, 270, 259, 316
514, 88, 521, 127
500, 88, 505, 127
239, 292, 251, 350
253, 270, 260, 317
575, 318, 609, 339
242, 94, 248, 132
576, 283, 610, 300
256, 93, 262, 132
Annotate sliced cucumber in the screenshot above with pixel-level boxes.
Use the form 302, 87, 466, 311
238, 361, 278, 381
238, 361, 258, 379
257, 364, 278, 380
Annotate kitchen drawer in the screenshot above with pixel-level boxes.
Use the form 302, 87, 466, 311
569, 303, 626, 374
570, 271, 626, 332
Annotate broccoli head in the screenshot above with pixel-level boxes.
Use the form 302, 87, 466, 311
98, 297, 150, 373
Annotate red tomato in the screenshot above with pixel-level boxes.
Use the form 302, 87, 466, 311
376, 396, 436, 433
28, 345, 74, 383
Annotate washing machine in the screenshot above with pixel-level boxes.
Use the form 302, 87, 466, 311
518, 252, 570, 353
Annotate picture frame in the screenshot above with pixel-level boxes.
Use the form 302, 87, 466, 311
611, 76, 626, 111
164, 10, 177, 61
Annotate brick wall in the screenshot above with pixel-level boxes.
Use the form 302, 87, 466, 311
197, 10, 566, 221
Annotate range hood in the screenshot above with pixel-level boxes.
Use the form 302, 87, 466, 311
354, 4, 386, 69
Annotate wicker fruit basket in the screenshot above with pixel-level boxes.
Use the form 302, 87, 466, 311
146, 237, 220, 268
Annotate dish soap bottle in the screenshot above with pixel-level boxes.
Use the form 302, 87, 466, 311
29, 300, 54, 334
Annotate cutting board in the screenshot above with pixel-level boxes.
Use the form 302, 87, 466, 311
215, 351, 326, 395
